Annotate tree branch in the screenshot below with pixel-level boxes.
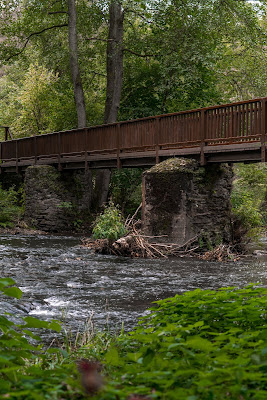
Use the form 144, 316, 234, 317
123, 48, 158, 58
6, 24, 68, 61
48, 11, 67, 15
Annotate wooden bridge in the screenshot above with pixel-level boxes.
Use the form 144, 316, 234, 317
0, 97, 266, 173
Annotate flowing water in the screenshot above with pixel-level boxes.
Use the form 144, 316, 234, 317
0, 234, 266, 339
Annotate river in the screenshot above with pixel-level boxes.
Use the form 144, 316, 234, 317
0, 234, 266, 338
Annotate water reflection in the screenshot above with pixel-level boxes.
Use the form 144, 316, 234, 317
0, 234, 266, 334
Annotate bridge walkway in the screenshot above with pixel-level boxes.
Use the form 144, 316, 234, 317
0, 97, 266, 172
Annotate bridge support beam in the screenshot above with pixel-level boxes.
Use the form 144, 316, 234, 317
24, 165, 92, 232
142, 158, 233, 248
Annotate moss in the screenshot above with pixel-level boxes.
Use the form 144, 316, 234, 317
146, 158, 198, 174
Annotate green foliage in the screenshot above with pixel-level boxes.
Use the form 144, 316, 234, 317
0, 277, 82, 400
1, 280, 267, 399
231, 164, 267, 233
110, 168, 143, 217
93, 202, 127, 242
0, 0, 266, 134
0, 184, 22, 227
92, 286, 267, 400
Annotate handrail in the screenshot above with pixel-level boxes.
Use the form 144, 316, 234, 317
0, 97, 266, 167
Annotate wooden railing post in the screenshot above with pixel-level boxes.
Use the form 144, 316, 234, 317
15, 140, 18, 174
84, 128, 89, 170
200, 109, 206, 166
34, 135, 37, 165
261, 99, 266, 163
155, 117, 160, 164
117, 123, 122, 169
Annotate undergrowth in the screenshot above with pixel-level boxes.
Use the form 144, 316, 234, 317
0, 184, 22, 228
0, 278, 266, 399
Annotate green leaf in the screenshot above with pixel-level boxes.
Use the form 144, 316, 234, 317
22, 317, 51, 329
105, 347, 121, 366
186, 336, 214, 352
3, 287, 23, 299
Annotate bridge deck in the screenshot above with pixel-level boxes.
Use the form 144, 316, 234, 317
0, 97, 266, 172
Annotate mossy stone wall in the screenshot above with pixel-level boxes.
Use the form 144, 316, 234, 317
24, 165, 92, 232
142, 158, 233, 246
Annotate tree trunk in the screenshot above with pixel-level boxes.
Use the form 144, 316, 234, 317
94, 1, 124, 209
104, 1, 124, 124
68, 0, 87, 128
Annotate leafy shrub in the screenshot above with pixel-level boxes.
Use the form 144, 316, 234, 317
231, 163, 267, 232
92, 202, 127, 242
1, 280, 267, 399
110, 169, 143, 217
94, 286, 267, 400
0, 278, 93, 399
0, 184, 22, 227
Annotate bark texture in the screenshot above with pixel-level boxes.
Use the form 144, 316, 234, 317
104, 1, 124, 124
68, 0, 87, 128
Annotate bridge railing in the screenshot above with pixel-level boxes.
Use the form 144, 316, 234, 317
0, 97, 266, 164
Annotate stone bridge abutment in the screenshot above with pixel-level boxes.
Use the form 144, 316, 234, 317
142, 158, 234, 248
1, 160, 234, 243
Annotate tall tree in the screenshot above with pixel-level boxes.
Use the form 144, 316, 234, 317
94, 1, 124, 209
104, 0, 124, 124
68, 0, 87, 127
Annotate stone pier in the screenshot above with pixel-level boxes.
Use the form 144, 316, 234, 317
142, 158, 233, 247
24, 165, 92, 232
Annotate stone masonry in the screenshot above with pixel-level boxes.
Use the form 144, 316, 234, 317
142, 158, 234, 247
24, 165, 92, 232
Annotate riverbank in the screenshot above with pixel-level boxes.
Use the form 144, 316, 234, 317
1, 282, 266, 399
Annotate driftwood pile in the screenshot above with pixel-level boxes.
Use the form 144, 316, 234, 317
199, 244, 240, 262
82, 205, 239, 261
83, 232, 238, 261
82, 233, 199, 258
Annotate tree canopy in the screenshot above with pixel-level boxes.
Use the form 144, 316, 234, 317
0, 0, 266, 137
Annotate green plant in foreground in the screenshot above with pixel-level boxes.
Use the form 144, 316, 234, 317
95, 286, 267, 400
1, 280, 267, 399
0, 278, 82, 399
93, 202, 127, 242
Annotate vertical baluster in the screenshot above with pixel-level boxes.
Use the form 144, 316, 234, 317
214, 109, 217, 141
15, 140, 18, 174
261, 99, 266, 162
57, 131, 62, 171
233, 106, 237, 141
246, 103, 250, 140
200, 109, 206, 165
218, 108, 221, 142
250, 102, 253, 138
116, 124, 121, 168
155, 117, 160, 163
241, 104, 245, 139
84, 128, 89, 170
34, 135, 37, 165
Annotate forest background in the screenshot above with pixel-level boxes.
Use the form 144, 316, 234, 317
0, 2, 267, 398
0, 0, 266, 232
